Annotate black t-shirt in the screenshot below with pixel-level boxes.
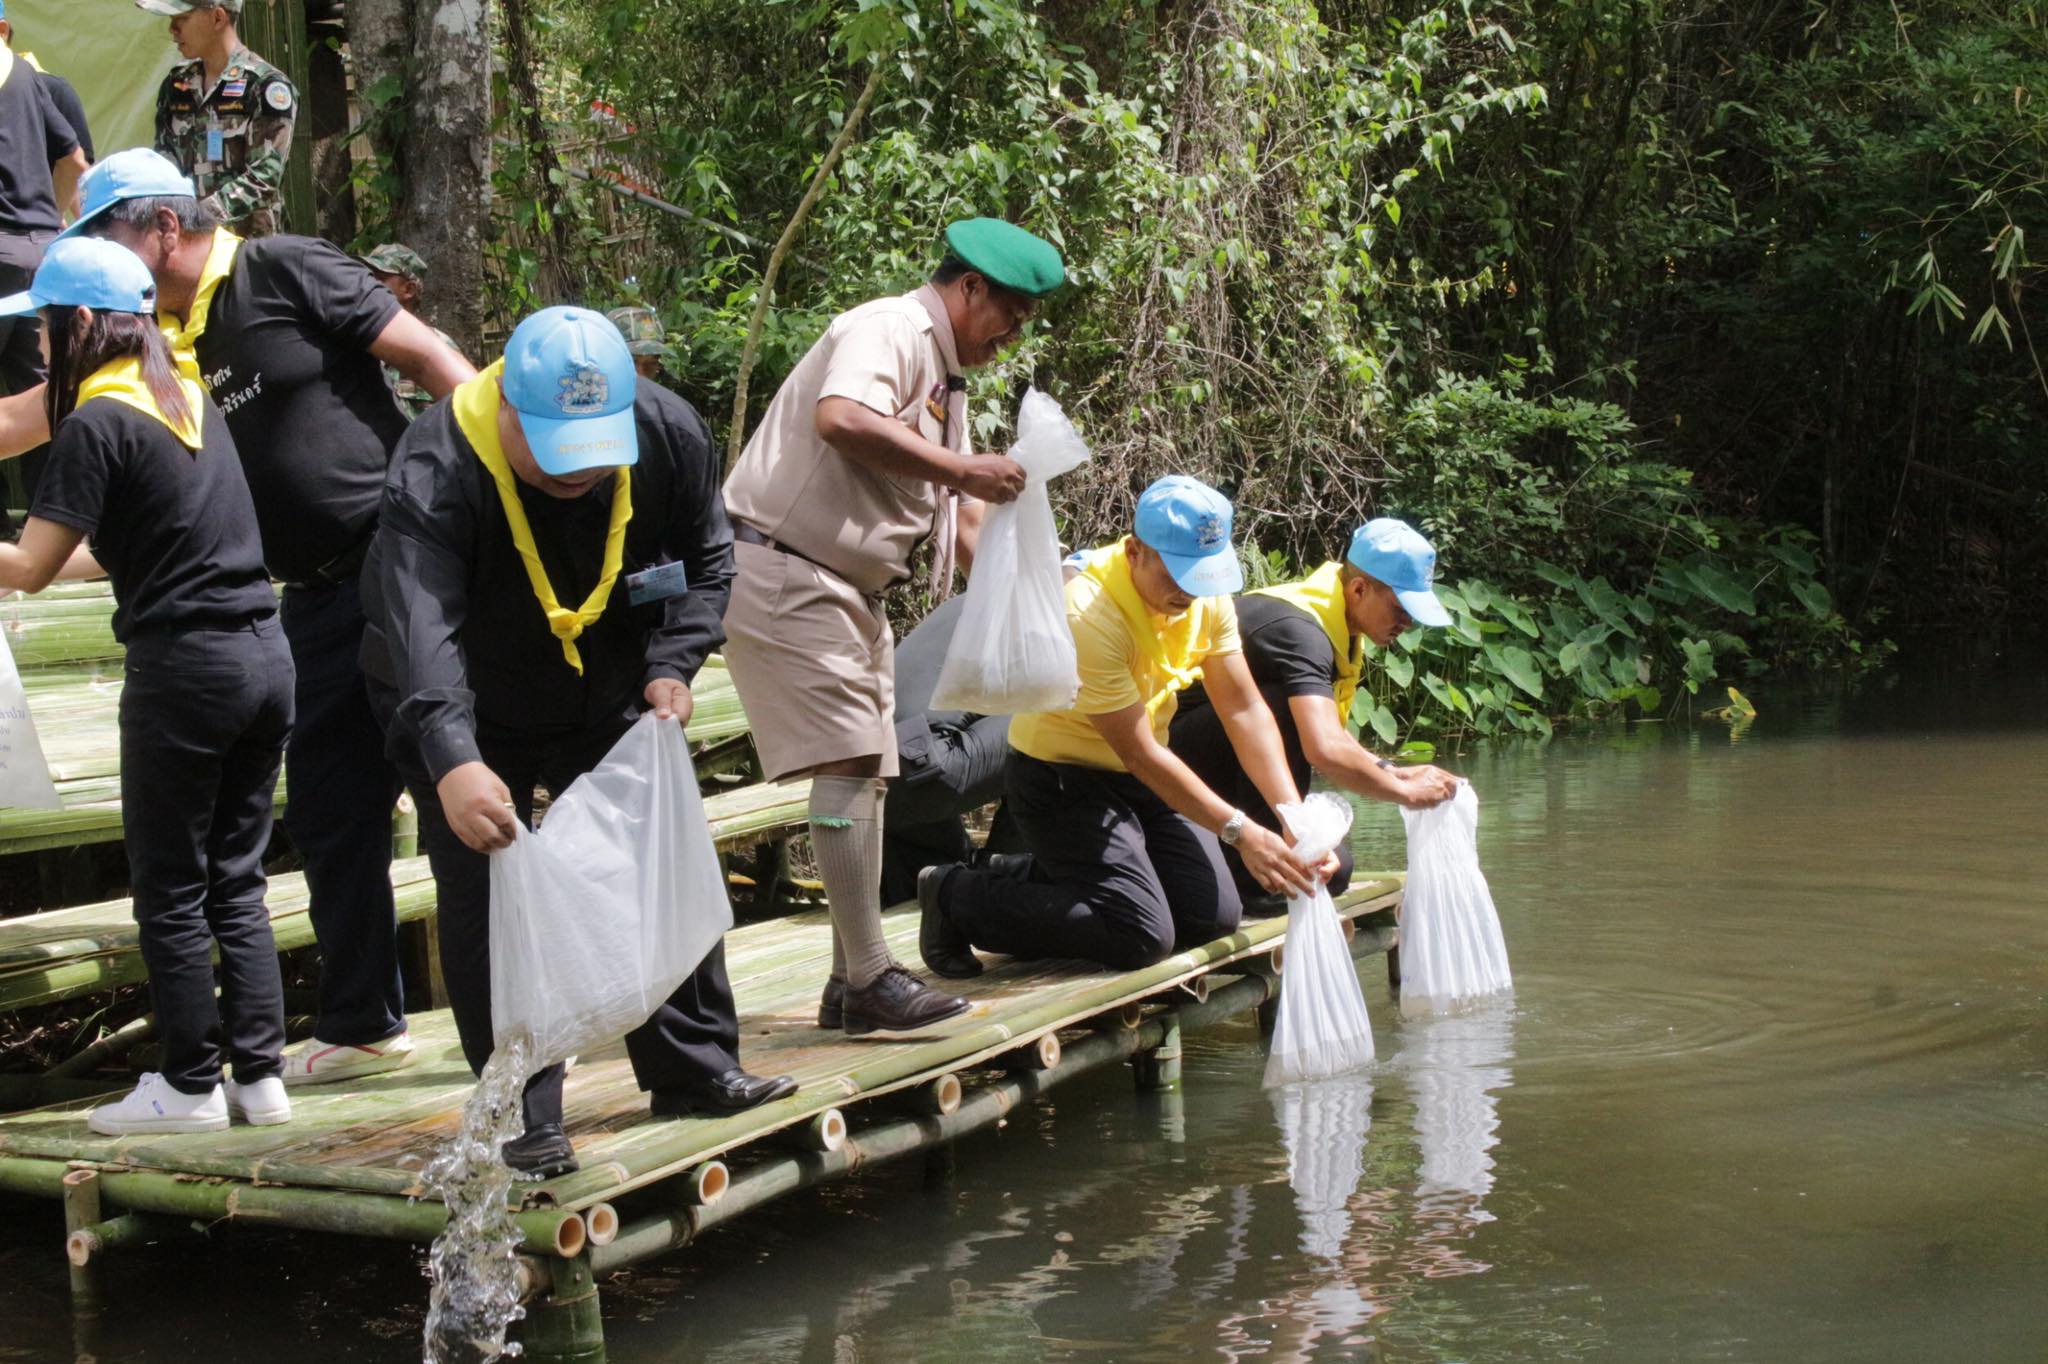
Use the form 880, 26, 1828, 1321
192, 234, 406, 582
38, 73, 92, 162
1168, 594, 1341, 812
32, 395, 277, 642
361, 381, 737, 780
0, 57, 78, 236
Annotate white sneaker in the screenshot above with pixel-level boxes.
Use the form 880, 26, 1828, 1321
280, 1030, 417, 1087
225, 1075, 292, 1126
87, 1073, 229, 1135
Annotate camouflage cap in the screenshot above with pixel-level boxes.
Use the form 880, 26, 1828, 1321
359, 244, 429, 280
606, 306, 668, 357
134, 0, 244, 15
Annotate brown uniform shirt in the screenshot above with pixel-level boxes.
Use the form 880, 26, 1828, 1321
723, 286, 965, 594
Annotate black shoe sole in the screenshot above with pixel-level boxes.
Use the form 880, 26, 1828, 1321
817, 1004, 843, 1028
504, 1149, 579, 1179
842, 993, 972, 1038
922, 950, 985, 981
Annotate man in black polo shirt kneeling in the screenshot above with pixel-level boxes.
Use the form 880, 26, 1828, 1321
1168, 519, 1461, 908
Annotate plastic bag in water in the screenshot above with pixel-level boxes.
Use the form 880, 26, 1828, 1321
488, 714, 733, 1067
1398, 781, 1512, 1017
1264, 792, 1376, 1087
928, 388, 1092, 714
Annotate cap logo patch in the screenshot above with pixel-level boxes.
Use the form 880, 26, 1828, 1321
556, 363, 609, 416
1195, 511, 1226, 551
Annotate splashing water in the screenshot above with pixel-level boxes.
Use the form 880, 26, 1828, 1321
421, 1032, 537, 1364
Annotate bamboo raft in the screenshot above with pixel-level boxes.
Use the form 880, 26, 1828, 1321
0, 880, 1403, 1360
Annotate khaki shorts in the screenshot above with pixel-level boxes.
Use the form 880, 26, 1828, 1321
722, 539, 899, 783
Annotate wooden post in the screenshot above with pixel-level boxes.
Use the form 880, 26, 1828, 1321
522, 1252, 604, 1364
1132, 1014, 1182, 1092
60, 1169, 100, 1317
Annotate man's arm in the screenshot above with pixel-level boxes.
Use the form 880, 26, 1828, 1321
1291, 693, 1458, 807
815, 397, 1024, 505
1202, 651, 1307, 817
1088, 700, 1319, 897
369, 310, 475, 399
954, 496, 986, 571
51, 148, 85, 222
0, 389, 50, 460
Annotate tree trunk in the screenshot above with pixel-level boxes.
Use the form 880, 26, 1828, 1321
343, 0, 410, 187
398, 0, 492, 358
501, 0, 583, 305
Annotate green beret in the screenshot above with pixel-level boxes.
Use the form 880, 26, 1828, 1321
943, 218, 1065, 298
359, 244, 428, 279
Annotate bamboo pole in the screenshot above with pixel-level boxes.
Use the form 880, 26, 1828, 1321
61, 1169, 101, 1315
523, 1252, 605, 1364
0, 1156, 584, 1253
47, 1017, 157, 1080
580, 1202, 619, 1248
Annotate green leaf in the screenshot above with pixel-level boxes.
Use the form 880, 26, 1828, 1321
1395, 740, 1437, 762
1493, 597, 1539, 638
1381, 651, 1415, 689
1348, 689, 1375, 735
1486, 644, 1545, 700
1681, 637, 1717, 684
1788, 577, 1833, 617
1685, 562, 1758, 615
1368, 700, 1399, 745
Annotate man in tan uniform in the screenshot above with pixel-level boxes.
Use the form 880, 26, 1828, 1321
722, 217, 1063, 1036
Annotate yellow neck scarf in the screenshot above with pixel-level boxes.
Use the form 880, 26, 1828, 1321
78, 356, 207, 450
161, 229, 243, 385
452, 359, 632, 674
1253, 561, 1364, 719
1075, 540, 1206, 709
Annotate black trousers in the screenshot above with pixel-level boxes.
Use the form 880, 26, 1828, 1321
881, 712, 1018, 905
121, 618, 296, 1094
379, 709, 742, 1129
279, 577, 407, 1046
941, 752, 1243, 971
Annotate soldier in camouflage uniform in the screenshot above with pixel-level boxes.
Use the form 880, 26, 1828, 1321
361, 243, 458, 420
139, 0, 295, 238
607, 305, 674, 382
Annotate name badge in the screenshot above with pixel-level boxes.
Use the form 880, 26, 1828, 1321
206, 129, 224, 161
626, 561, 690, 606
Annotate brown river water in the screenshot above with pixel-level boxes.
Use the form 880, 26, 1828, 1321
3, 654, 2045, 1362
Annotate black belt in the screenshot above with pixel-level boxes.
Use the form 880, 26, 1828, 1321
733, 521, 829, 571
281, 537, 372, 592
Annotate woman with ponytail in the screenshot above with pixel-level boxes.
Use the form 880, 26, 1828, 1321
0, 236, 294, 1135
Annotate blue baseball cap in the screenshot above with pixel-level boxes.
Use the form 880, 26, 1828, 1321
1346, 518, 1451, 627
1134, 475, 1243, 597
501, 306, 638, 477
0, 237, 160, 318
59, 148, 199, 242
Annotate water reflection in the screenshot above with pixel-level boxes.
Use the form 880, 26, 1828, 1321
1397, 1001, 1516, 1282
1271, 1075, 1374, 1262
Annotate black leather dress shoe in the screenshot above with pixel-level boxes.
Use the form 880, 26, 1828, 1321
917, 865, 983, 979
502, 1122, 579, 1178
818, 975, 846, 1029
842, 965, 971, 1036
650, 1069, 799, 1119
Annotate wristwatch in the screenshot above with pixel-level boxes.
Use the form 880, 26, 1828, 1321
1219, 808, 1246, 846
1375, 757, 1396, 771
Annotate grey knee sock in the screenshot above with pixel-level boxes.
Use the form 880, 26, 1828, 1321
830, 928, 847, 982
809, 776, 892, 988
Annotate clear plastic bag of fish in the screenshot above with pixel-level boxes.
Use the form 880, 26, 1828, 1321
928, 387, 1092, 715
1264, 792, 1376, 1086
1398, 781, 1512, 1016
488, 713, 733, 1067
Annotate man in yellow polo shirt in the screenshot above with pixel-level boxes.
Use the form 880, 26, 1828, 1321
917, 476, 1328, 975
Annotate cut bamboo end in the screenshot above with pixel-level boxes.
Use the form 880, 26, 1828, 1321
922, 1073, 963, 1117
581, 1203, 619, 1248
550, 1209, 587, 1259
1338, 914, 1357, 942
686, 1161, 729, 1206
1180, 974, 1216, 1004
64, 1228, 97, 1267
1010, 1032, 1060, 1071
800, 1108, 847, 1153
1113, 1001, 1144, 1030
